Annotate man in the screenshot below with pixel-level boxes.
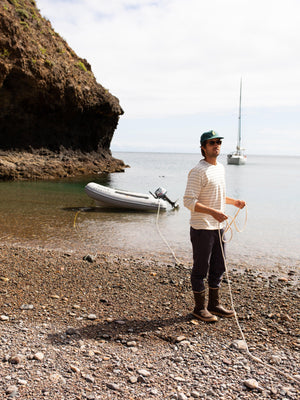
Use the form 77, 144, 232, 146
183, 130, 246, 323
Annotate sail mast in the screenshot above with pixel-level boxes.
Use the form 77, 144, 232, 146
237, 77, 242, 152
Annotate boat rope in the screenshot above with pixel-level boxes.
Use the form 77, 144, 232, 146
218, 217, 300, 385
222, 204, 248, 242
155, 201, 182, 265
156, 203, 300, 385
73, 208, 98, 259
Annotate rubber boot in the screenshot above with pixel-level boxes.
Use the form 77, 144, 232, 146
192, 291, 218, 322
207, 287, 235, 318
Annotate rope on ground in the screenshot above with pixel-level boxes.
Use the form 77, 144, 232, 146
73, 208, 98, 259
155, 203, 300, 385
218, 208, 300, 386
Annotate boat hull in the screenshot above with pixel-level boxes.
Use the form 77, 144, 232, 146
227, 154, 246, 165
84, 182, 167, 212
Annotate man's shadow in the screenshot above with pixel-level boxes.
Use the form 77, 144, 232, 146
48, 314, 192, 345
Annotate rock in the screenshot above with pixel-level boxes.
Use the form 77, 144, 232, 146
0, 3, 127, 181
177, 393, 188, 400
137, 369, 151, 377
87, 314, 97, 320
115, 320, 126, 325
0, 3, 123, 155
70, 365, 81, 374
278, 277, 288, 282
175, 335, 187, 343
243, 378, 260, 390
126, 341, 137, 347
6, 385, 18, 396
106, 383, 121, 391
17, 379, 27, 385
49, 373, 66, 384
9, 354, 25, 364
270, 355, 281, 364
231, 340, 248, 351
33, 352, 44, 361
66, 327, 79, 335
128, 376, 138, 384
83, 254, 95, 263
83, 374, 95, 383
0, 315, 9, 321
20, 304, 34, 310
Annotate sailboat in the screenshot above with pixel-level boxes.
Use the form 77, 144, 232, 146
227, 79, 247, 165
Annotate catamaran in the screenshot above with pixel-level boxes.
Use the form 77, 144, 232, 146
227, 79, 247, 165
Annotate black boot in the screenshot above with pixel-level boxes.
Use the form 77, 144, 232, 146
207, 287, 235, 318
192, 291, 218, 322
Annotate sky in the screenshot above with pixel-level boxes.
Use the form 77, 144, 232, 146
37, 0, 300, 155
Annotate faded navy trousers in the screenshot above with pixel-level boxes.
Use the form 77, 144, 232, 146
190, 227, 226, 292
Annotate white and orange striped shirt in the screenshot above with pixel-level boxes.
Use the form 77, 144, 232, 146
183, 159, 226, 230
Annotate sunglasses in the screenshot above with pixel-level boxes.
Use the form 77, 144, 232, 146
207, 139, 222, 145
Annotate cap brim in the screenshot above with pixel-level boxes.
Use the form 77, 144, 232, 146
201, 136, 224, 143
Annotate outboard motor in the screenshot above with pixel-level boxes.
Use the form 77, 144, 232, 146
151, 187, 179, 209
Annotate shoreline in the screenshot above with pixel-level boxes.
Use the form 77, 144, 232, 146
1, 237, 298, 277
0, 149, 128, 181
0, 243, 299, 399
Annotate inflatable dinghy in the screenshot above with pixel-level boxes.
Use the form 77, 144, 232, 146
85, 183, 177, 212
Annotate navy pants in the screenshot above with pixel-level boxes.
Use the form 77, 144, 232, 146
190, 227, 226, 292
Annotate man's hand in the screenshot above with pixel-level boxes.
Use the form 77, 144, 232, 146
234, 200, 246, 209
211, 209, 228, 223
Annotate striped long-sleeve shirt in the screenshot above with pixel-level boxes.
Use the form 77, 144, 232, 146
183, 159, 226, 230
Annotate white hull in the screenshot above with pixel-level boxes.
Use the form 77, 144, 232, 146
84, 182, 168, 212
227, 153, 246, 165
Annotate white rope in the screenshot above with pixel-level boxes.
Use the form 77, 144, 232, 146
218, 207, 300, 385
222, 204, 248, 243
73, 208, 98, 259
155, 200, 182, 265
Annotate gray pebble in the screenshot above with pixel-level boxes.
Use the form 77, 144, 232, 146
20, 304, 34, 310
33, 352, 44, 361
177, 393, 188, 400
137, 368, 151, 377
6, 385, 18, 397
106, 382, 121, 391
243, 378, 260, 390
231, 340, 248, 351
87, 314, 97, 320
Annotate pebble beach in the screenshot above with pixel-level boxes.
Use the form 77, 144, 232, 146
0, 244, 299, 399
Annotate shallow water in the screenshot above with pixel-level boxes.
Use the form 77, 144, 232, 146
0, 152, 299, 271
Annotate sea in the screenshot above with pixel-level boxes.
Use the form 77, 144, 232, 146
0, 152, 299, 272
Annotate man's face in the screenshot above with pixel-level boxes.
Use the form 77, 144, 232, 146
202, 139, 222, 158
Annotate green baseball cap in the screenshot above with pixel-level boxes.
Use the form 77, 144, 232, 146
200, 130, 224, 144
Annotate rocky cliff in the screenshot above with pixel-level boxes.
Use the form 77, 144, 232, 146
0, 0, 127, 180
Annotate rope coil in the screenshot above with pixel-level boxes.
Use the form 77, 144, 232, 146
218, 209, 300, 385
155, 203, 300, 385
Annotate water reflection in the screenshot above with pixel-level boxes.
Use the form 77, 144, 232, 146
0, 153, 299, 270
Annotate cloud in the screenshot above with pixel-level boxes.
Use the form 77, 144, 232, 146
38, 0, 300, 118
37, 0, 300, 155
